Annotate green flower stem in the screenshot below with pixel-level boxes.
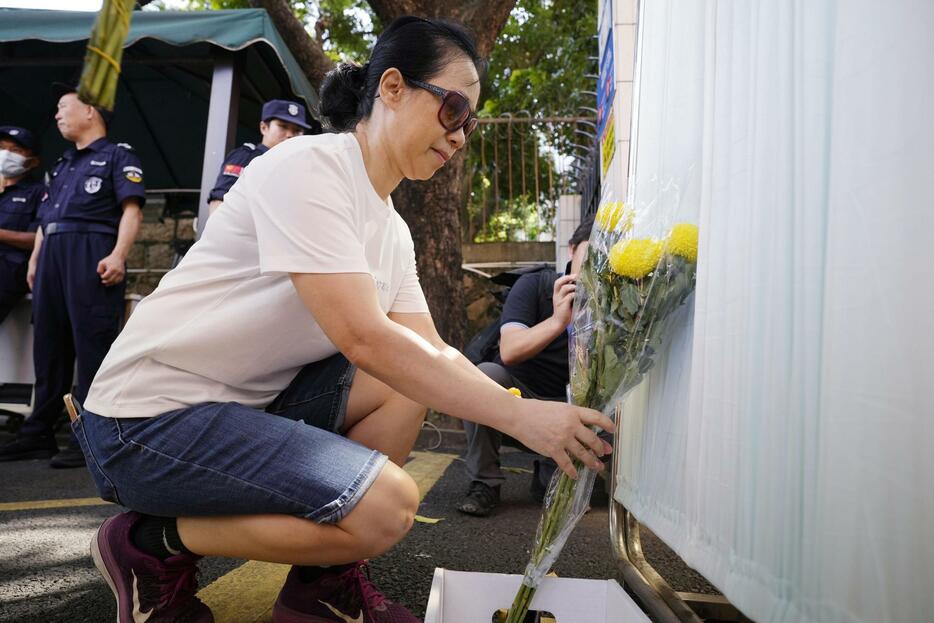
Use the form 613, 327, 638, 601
506, 460, 584, 622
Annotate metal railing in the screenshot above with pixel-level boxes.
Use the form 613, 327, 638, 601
463, 114, 596, 242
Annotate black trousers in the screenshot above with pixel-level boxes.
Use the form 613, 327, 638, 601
462, 362, 562, 487
20, 232, 124, 440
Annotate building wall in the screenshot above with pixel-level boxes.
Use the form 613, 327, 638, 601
609, 0, 637, 201
555, 194, 582, 271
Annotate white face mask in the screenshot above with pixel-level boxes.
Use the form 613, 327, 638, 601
0, 149, 30, 178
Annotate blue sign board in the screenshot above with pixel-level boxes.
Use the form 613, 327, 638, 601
597, 28, 616, 138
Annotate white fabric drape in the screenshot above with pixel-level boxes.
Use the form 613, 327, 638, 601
613, 1, 934, 621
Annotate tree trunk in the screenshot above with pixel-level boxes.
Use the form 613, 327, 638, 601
248, 0, 334, 88
366, 1, 515, 57
370, 0, 515, 347
253, 0, 516, 347
392, 153, 469, 346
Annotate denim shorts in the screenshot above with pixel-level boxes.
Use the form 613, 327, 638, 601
73, 353, 388, 523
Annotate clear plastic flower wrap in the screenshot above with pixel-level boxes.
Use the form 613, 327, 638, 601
505, 199, 699, 622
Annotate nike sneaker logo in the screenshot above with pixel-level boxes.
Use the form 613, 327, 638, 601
319, 600, 364, 622
132, 570, 154, 622
162, 528, 181, 557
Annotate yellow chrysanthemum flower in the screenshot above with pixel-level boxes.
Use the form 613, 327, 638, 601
508, 387, 522, 397
594, 202, 632, 232
609, 238, 663, 279
666, 223, 699, 263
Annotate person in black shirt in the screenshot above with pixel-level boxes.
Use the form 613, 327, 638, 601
459, 218, 593, 516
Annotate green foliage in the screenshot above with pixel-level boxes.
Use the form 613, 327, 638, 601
472, 195, 549, 242
147, 0, 377, 61
314, 0, 379, 63
465, 0, 597, 242
148, 0, 250, 9
482, 0, 596, 120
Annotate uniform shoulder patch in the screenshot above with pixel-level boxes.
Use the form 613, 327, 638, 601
117, 142, 135, 150
123, 165, 144, 184
243, 142, 256, 150
222, 163, 243, 178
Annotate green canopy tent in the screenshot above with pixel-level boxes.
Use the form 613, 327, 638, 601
0, 8, 322, 412
0, 8, 321, 225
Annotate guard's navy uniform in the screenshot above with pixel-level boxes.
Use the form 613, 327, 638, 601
207, 99, 313, 203
207, 142, 268, 202
19, 138, 145, 440
0, 178, 43, 322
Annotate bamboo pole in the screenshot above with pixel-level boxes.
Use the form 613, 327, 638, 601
78, 0, 136, 112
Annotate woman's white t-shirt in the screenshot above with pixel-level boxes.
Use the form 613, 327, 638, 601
85, 133, 429, 419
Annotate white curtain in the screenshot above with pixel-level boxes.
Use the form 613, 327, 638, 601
614, 1, 934, 622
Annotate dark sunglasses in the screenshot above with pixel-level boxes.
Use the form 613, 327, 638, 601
405, 78, 478, 140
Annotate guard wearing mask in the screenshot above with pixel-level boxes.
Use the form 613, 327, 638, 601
0, 126, 43, 323
0, 86, 145, 468
206, 99, 312, 215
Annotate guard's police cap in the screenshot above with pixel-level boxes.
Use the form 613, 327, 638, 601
0, 126, 40, 153
261, 99, 312, 130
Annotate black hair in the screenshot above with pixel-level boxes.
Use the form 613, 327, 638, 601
318, 15, 487, 132
569, 217, 594, 247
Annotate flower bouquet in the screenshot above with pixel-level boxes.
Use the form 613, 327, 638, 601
505, 201, 699, 622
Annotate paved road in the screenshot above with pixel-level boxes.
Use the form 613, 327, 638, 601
0, 428, 716, 622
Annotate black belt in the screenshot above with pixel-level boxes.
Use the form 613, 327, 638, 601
44, 222, 117, 236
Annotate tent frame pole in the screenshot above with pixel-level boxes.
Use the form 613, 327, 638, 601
197, 50, 240, 236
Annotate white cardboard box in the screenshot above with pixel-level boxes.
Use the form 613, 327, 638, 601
424, 568, 650, 623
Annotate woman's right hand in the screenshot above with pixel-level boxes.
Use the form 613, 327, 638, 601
508, 397, 615, 479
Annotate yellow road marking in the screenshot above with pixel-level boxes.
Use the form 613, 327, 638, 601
197, 563, 283, 623
405, 451, 458, 500
0, 497, 112, 512
200, 451, 457, 623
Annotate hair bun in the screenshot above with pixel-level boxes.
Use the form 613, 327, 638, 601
318, 63, 369, 132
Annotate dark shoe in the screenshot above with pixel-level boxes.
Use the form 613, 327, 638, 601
273, 562, 419, 622
91, 511, 214, 623
50, 444, 87, 469
456, 481, 500, 516
0, 435, 58, 462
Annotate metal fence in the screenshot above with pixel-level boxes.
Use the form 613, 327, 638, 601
462, 114, 597, 242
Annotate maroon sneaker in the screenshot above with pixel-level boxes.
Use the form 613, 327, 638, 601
272, 562, 420, 622
90, 511, 213, 623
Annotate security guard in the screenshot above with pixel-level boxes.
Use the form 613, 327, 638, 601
0, 126, 43, 323
0, 86, 145, 468
207, 99, 312, 214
